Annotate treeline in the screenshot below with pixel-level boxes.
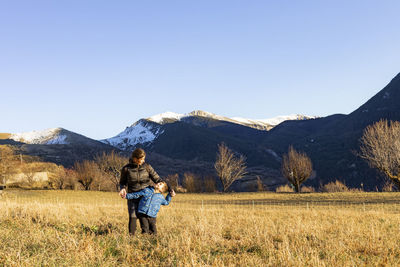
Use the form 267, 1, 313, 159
0, 146, 127, 191
164, 173, 218, 193
0, 145, 221, 192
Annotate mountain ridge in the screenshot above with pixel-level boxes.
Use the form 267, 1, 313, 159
102, 111, 316, 151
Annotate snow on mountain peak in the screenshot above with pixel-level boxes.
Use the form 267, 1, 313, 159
188, 110, 216, 117
254, 114, 314, 126
147, 110, 226, 124
147, 111, 184, 124
146, 110, 315, 127
10, 128, 68, 144
101, 120, 163, 150
103, 111, 317, 150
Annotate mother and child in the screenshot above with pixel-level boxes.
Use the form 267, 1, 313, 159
118, 148, 176, 236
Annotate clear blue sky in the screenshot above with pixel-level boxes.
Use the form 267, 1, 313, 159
1, 1, 399, 139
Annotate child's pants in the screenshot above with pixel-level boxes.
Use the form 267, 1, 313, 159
138, 213, 157, 235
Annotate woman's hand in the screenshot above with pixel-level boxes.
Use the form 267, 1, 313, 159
119, 188, 127, 198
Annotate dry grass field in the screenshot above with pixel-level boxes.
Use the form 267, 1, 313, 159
0, 133, 11, 139
1, 190, 400, 266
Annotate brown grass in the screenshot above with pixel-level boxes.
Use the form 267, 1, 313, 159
0, 133, 11, 139
1, 190, 400, 266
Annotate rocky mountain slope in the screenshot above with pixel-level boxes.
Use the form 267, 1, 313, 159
0, 128, 120, 167
101, 111, 315, 151
261, 72, 400, 189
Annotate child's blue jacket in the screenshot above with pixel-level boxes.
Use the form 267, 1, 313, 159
125, 186, 172, 218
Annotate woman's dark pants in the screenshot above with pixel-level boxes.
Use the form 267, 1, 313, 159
127, 198, 140, 235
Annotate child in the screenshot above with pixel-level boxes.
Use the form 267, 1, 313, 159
125, 181, 173, 235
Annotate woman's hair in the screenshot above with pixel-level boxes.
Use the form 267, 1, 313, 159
131, 148, 146, 159
158, 181, 169, 193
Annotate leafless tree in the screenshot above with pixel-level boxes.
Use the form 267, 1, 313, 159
49, 166, 77, 190
256, 176, 267, 192
0, 145, 18, 185
203, 175, 217, 193
95, 151, 127, 191
74, 160, 100, 190
281, 146, 313, 193
359, 119, 400, 190
21, 162, 44, 185
214, 143, 247, 192
183, 172, 201, 193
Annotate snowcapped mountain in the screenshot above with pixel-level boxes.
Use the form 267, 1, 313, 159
147, 112, 185, 124
147, 110, 316, 129
1, 127, 119, 167
10, 128, 68, 145
7, 127, 117, 149
101, 110, 316, 151
100, 120, 163, 150
231, 114, 314, 129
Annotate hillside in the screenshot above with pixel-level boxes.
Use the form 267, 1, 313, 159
0, 128, 121, 167
261, 73, 400, 189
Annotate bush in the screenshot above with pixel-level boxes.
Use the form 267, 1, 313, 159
256, 176, 267, 192
183, 172, 201, 193
321, 180, 349, 192
276, 184, 294, 193
203, 176, 217, 193
300, 186, 315, 193
175, 185, 187, 193
48, 167, 77, 190
382, 180, 396, 192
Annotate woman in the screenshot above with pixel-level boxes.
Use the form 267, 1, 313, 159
119, 148, 175, 235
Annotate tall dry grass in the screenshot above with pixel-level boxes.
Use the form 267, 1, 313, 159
1, 190, 400, 266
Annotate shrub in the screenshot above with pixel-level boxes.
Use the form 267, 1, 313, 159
321, 180, 349, 192
276, 184, 294, 193
203, 176, 217, 192
382, 180, 395, 192
48, 167, 77, 190
175, 185, 187, 193
300, 186, 315, 193
256, 176, 267, 192
183, 172, 202, 193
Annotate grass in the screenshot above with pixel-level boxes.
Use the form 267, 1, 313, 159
1, 190, 400, 266
0, 133, 11, 139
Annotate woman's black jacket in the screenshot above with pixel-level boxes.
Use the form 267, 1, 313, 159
119, 163, 162, 193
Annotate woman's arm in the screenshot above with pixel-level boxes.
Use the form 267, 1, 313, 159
146, 164, 162, 183
119, 166, 128, 191
119, 167, 128, 198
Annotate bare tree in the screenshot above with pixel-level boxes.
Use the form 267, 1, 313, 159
183, 172, 201, 193
165, 173, 188, 193
214, 143, 247, 192
0, 145, 18, 185
21, 162, 44, 186
256, 176, 267, 192
281, 146, 313, 193
95, 151, 127, 191
49, 166, 77, 190
359, 119, 400, 190
203, 175, 217, 193
74, 160, 100, 190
